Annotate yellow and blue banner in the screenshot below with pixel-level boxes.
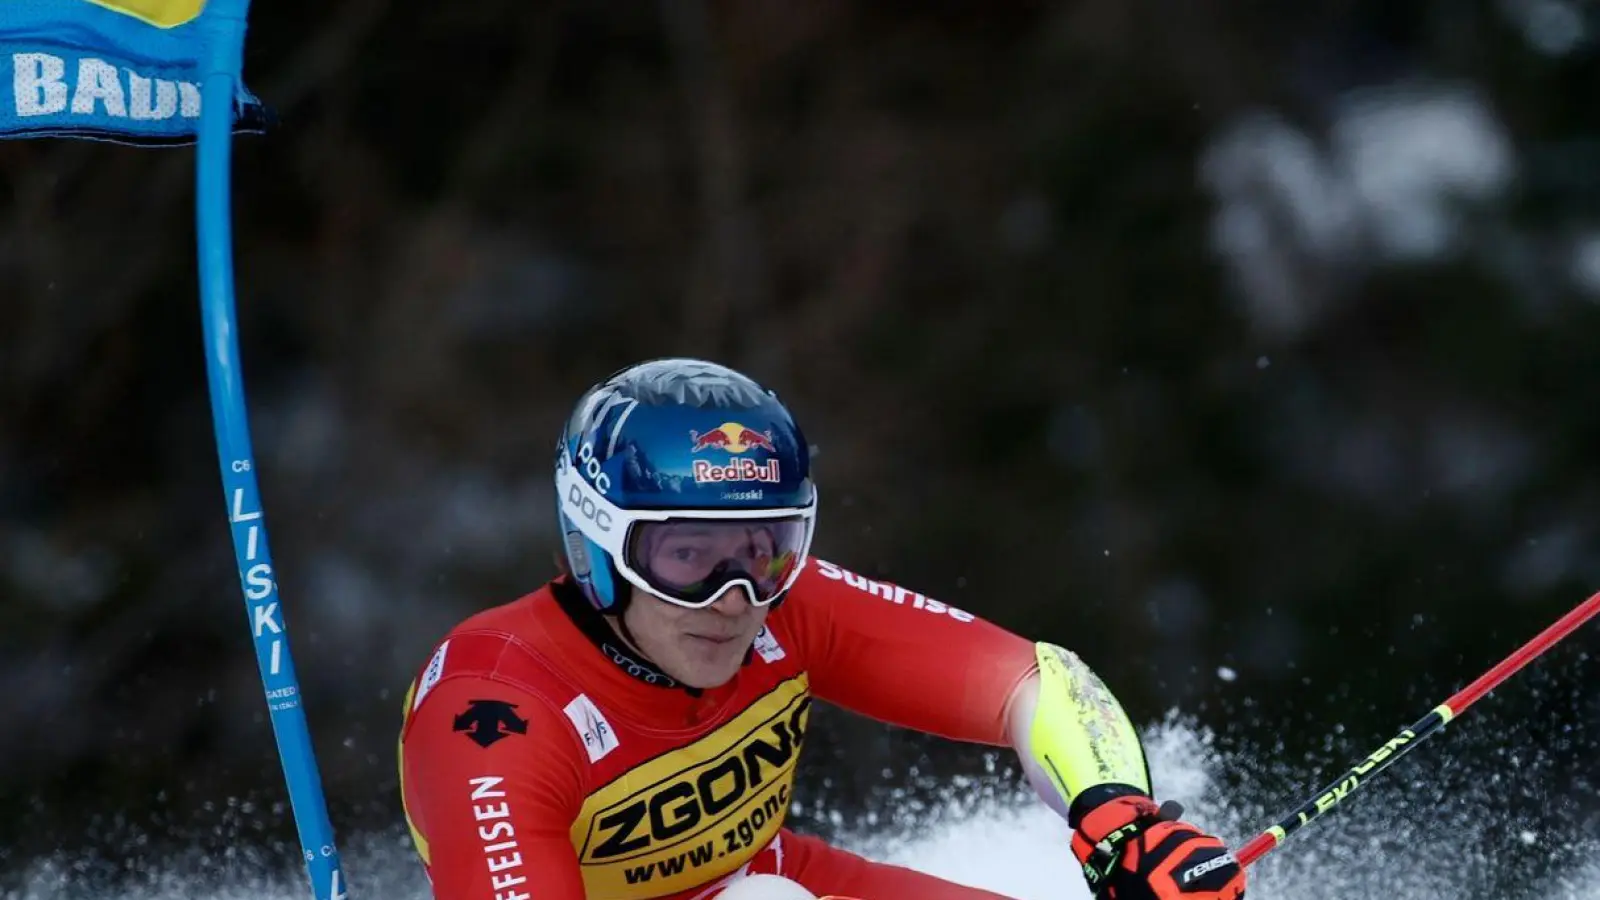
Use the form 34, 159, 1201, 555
0, 2, 345, 899
0, 0, 266, 141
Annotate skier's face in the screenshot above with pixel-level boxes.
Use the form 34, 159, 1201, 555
620, 584, 769, 689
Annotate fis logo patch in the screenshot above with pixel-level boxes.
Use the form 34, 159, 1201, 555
564, 693, 620, 762
752, 627, 786, 663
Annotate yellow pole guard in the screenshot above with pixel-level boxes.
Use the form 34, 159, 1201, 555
1027, 642, 1150, 807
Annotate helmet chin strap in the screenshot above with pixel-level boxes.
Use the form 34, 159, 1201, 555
611, 609, 647, 662
608, 575, 773, 696
605, 609, 707, 698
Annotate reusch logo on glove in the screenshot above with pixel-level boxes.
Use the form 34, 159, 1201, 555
1179, 851, 1239, 886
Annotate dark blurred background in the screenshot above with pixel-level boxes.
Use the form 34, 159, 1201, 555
3, 0, 1599, 891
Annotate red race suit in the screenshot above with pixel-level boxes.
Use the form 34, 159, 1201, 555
398, 557, 1037, 900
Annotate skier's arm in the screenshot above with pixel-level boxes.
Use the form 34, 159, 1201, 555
784, 560, 1148, 813
1002, 643, 1149, 818
399, 675, 589, 900
782, 560, 1243, 895
1008, 649, 1246, 899
784, 559, 1037, 744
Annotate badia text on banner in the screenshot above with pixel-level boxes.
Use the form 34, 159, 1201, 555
0, 0, 265, 143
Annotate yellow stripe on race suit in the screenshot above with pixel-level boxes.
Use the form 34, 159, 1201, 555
1027, 642, 1150, 807
397, 677, 431, 866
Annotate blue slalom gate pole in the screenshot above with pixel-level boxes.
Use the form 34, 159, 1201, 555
195, 2, 349, 897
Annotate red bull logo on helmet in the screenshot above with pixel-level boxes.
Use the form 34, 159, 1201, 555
688, 422, 777, 454
693, 457, 781, 485
688, 422, 782, 485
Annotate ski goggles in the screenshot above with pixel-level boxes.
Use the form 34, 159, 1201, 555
557, 451, 816, 609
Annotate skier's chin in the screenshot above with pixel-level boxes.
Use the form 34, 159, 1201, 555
618, 588, 768, 688
667, 632, 755, 688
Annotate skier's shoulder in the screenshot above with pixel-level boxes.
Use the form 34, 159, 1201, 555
782, 556, 924, 602
403, 581, 573, 714
764, 556, 858, 647
775, 555, 850, 602
775, 556, 980, 627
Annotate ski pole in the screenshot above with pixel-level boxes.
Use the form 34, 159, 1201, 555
1233, 590, 1600, 868
196, 4, 348, 897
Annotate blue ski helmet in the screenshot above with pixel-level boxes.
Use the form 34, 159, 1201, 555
554, 358, 818, 613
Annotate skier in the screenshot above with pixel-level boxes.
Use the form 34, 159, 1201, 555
397, 358, 1246, 900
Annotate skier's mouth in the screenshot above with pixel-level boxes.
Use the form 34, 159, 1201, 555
688, 633, 738, 645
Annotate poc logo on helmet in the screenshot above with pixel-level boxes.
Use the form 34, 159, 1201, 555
576, 442, 612, 494
567, 483, 614, 533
